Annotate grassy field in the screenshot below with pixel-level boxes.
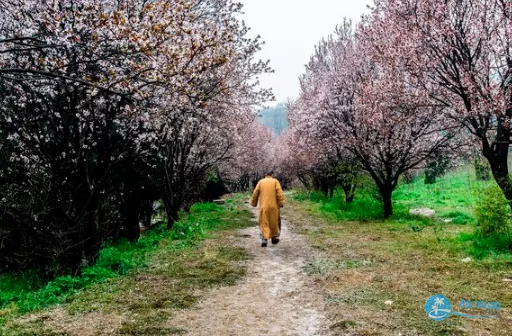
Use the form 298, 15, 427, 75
0, 194, 253, 336
285, 168, 512, 335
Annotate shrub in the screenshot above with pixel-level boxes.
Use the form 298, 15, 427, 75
474, 184, 511, 236
474, 159, 491, 181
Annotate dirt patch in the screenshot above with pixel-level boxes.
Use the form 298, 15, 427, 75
168, 206, 331, 335
17, 308, 123, 336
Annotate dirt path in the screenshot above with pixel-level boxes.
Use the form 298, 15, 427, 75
170, 205, 330, 336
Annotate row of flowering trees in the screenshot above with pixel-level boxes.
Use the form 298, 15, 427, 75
0, 0, 273, 275
286, 0, 512, 218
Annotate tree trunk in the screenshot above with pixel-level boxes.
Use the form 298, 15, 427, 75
140, 200, 154, 228
379, 187, 393, 218
82, 202, 101, 271
297, 173, 311, 189
63, 222, 86, 276
328, 186, 334, 199
163, 197, 179, 229
319, 179, 329, 196
424, 170, 436, 184
123, 164, 141, 242
489, 162, 512, 210
343, 184, 356, 203
124, 201, 140, 242
482, 133, 512, 210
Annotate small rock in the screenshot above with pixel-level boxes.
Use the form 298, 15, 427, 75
443, 219, 453, 223
213, 199, 226, 205
384, 300, 394, 305
461, 257, 472, 263
503, 278, 512, 282
409, 208, 436, 217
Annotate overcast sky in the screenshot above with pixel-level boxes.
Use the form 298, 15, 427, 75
239, 0, 373, 106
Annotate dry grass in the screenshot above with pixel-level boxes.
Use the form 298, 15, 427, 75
283, 198, 512, 336
2, 197, 253, 336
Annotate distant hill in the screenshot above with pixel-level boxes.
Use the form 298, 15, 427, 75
258, 103, 288, 135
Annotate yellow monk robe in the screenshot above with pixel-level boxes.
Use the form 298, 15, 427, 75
250, 176, 285, 240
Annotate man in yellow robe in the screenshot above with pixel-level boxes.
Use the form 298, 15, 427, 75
250, 172, 285, 247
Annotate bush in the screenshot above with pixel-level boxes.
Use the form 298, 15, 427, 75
474, 185, 511, 236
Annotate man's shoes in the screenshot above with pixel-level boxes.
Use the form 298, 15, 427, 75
271, 238, 280, 245
261, 239, 268, 247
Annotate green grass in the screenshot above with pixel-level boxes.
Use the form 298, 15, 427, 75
296, 168, 491, 223
0, 233, 156, 318
393, 167, 492, 222
293, 168, 512, 259
0, 194, 253, 333
294, 187, 383, 222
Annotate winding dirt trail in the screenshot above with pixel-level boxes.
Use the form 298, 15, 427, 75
170, 205, 330, 336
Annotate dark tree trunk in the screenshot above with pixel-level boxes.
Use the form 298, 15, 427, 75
62, 216, 86, 275
122, 163, 141, 242
297, 173, 311, 189
163, 197, 180, 229
69, 161, 103, 274
140, 201, 154, 228
319, 179, 329, 196
379, 186, 393, 218
488, 158, 512, 209
328, 186, 334, 199
124, 200, 141, 242
481, 130, 512, 210
343, 184, 356, 203
80, 194, 101, 273
85, 199, 101, 253
424, 170, 436, 184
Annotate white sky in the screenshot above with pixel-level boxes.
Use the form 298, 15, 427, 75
239, 0, 373, 106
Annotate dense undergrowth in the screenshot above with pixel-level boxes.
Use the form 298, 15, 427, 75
0, 195, 251, 328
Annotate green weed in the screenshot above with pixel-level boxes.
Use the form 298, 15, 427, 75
474, 183, 512, 236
